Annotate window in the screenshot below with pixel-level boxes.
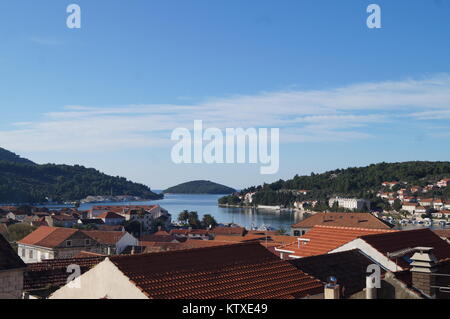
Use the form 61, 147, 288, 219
21, 248, 25, 257
85, 239, 91, 246
29, 250, 33, 259
66, 240, 72, 247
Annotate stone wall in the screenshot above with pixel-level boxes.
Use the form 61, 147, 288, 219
0, 269, 24, 299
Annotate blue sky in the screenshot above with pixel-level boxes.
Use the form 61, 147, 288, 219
1, 0, 450, 189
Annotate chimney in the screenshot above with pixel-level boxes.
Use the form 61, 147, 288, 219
410, 247, 438, 298
324, 276, 340, 299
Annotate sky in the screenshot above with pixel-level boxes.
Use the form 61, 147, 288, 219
0, 0, 450, 190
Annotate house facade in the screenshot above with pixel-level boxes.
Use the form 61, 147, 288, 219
17, 227, 103, 263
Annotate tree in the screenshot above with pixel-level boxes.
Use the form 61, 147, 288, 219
188, 211, 201, 229
178, 210, 190, 225
201, 214, 218, 229
6, 223, 37, 242
124, 220, 142, 237
392, 199, 402, 211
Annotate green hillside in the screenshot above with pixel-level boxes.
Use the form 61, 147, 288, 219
0, 148, 162, 203
219, 161, 450, 206
164, 180, 236, 194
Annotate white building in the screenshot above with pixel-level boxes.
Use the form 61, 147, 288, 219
244, 192, 256, 204
437, 179, 450, 188
328, 197, 370, 211
402, 203, 418, 214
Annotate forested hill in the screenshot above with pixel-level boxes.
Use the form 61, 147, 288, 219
164, 180, 236, 194
0, 149, 162, 204
219, 161, 450, 206
0, 148, 35, 165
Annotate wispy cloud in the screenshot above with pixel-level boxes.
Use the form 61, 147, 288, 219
1, 74, 450, 151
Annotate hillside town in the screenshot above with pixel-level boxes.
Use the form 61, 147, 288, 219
1, 199, 450, 299
239, 178, 450, 228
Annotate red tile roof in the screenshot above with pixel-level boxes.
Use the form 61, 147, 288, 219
82, 230, 127, 245
140, 234, 180, 243
52, 214, 77, 221
91, 205, 159, 215
360, 228, 450, 267
18, 226, 79, 248
434, 229, 450, 240
24, 256, 105, 292
153, 230, 170, 236
97, 212, 125, 219
291, 212, 393, 229
136, 240, 235, 253
109, 242, 324, 299
74, 251, 106, 258
210, 226, 247, 236
290, 249, 385, 297
277, 226, 397, 258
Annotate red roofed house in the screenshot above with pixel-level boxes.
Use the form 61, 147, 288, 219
17, 226, 103, 263
97, 212, 125, 226
291, 212, 393, 237
82, 230, 138, 255
332, 228, 450, 272
44, 214, 78, 228
276, 225, 396, 260
49, 242, 324, 299
89, 205, 171, 232
431, 210, 450, 219
418, 198, 434, 207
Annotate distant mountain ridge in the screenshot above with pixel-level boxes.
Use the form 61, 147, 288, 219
0, 147, 162, 204
0, 148, 35, 165
164, 180, 236, 194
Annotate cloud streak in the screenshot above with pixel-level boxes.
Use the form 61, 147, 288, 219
1, 74, 450, 151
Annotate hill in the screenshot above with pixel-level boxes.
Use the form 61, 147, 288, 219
0, 148, 162, 204
164, 180, 236, 194
0, 148, 35, 165
219, 161, 450, 206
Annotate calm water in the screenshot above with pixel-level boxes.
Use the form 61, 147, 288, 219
40, 193, 448, 232
74, 193, 304, 231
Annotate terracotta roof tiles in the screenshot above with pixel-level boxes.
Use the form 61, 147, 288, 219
277, 225, 397, 258
109, 242, 324, 299
18, 226, 78, 248
291, 212, 393, 229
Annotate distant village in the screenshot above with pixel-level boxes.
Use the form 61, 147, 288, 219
240, 178, 450, 227
1, 185, 450, 299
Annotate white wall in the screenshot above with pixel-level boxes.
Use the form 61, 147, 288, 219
116, 233, 139, 254
50, 258, 148, 299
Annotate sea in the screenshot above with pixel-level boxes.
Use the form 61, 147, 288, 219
36, 192, 449, 232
